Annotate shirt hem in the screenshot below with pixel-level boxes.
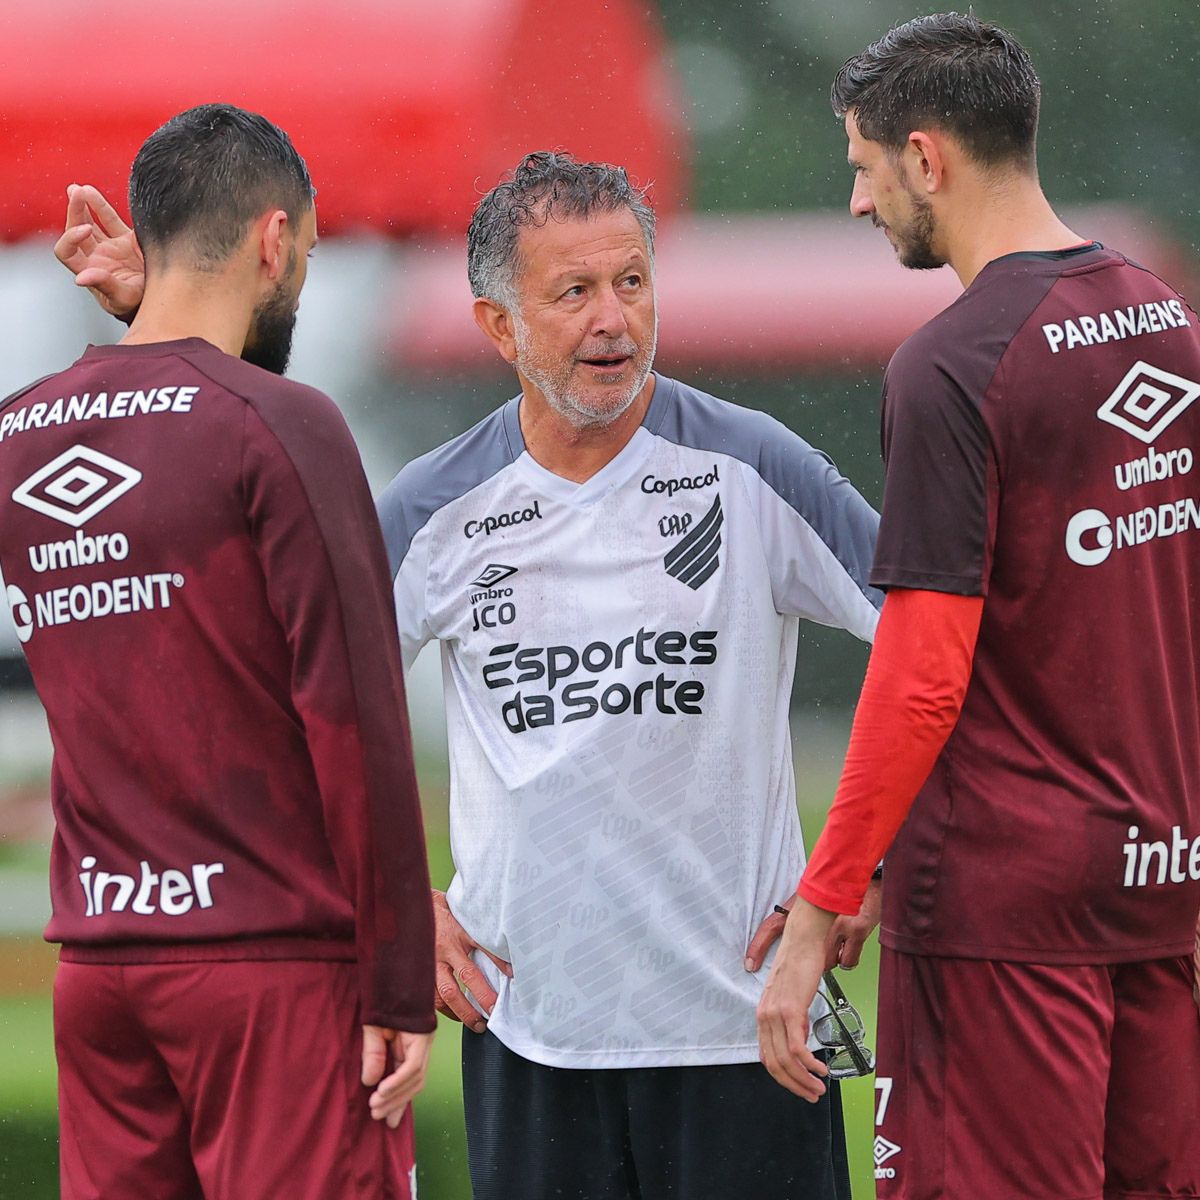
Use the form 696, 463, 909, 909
484, 1028, 769, 1069
869, 567, 985, 596
881, 929, 1194, 964
56, 935, 357, 965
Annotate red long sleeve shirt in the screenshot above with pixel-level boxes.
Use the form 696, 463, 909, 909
799, 588, 983, 915
0, 338, 435, 1031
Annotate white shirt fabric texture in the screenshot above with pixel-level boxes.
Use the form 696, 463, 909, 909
378, 375, 880, 1068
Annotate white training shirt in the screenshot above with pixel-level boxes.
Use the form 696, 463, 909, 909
379, 375, 880, 1068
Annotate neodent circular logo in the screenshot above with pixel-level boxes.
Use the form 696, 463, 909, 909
6, 583, 34, 643
1065, 508, 1114, 567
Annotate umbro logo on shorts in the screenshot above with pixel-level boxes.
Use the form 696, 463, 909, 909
12, 444, 142, 528
1097, 361, 1200, 444
873, 1135, 902, 1166
663, 496, 722, 590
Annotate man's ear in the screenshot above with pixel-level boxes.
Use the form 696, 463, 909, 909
905, 131, 945, 194
473, 296, 518, 365
258, 210, 289, 280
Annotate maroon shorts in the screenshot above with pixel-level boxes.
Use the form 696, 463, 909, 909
873, 949, 1200, 1200
54, 958, 416, 1200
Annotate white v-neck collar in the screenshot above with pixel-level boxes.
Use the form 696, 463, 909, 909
502, 395, 659, 510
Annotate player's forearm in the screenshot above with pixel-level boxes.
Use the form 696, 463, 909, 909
798, 588, 984, 914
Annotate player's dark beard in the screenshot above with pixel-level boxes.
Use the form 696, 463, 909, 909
242, 245, 301, 376
893, 192, 943, 271
242, 284, 298, 376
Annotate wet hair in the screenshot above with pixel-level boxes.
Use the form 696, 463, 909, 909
129, 103, 314, 265
467, 150, 656, 306
831, 13, 1041, 170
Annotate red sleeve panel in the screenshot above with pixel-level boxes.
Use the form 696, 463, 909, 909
798, 588, 983, 916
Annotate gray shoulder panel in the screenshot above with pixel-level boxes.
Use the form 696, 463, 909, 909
377, 401, 518, 578
646, 375, 882, 606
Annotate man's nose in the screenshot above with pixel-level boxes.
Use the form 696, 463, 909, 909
850, 175, 874, 219
589, 285, 629, 337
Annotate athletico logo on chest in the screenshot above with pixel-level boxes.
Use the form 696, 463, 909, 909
663, 496, 723, 590
641, 464, 724, 590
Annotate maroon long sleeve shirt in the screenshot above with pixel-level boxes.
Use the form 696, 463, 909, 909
0, 337, 435, 1031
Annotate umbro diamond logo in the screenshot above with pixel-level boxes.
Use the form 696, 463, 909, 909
470, 564, 518, 590
12, 445, 142, 528
873, 1135, 902, 1166
664, 496, 722, 590
1097, 361, 1200, 444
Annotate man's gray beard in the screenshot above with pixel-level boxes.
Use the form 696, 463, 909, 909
513, 316, 658, 430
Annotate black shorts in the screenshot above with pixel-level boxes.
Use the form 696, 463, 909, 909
462, 1029, 852, 1200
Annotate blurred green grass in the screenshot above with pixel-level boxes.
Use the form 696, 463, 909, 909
0, 775, 881, 1198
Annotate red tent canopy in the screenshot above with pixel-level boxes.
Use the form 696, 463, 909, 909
389, 205, 1190, 371
0, 0, 686, 240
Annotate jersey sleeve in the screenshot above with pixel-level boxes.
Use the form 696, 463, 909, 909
797, 588, 983, 914
391, 533, 434, 672
870, 343, 993, 595
745, 422, 882, 642
377, 471, 435, 672
240, 392, 435, 1032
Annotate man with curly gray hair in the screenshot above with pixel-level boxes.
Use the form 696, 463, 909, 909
379, 151, 883, 1200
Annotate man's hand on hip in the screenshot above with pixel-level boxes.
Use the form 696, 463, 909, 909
433, 889, 512, 1033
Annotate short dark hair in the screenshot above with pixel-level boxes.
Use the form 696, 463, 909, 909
831, 13, 1041, 169
129, 104, 314, 265
466, 151, 656, 306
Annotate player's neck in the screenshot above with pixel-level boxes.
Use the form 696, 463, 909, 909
519, 375, 656, 483
121, 269, 255, 359
941, 181, 1084, 289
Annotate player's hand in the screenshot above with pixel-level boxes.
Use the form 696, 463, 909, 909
362, 1027, 434, 1128
756, 897, 835, 1102
53, 184, 145, 322
828, 877, 881, 970
433, 889, 512, 1033
744, 900, 790, 972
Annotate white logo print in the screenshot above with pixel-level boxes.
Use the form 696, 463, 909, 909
1065, 508, 1114, 566
6, 584, 34, 644
874, 1135, 902, 1167
1097, 362, 1200, 444
12, 445, 142, 528
1066, 497, 1200, 567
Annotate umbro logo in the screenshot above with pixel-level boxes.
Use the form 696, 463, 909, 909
873, 1135, 902, 1166
1097, 361, 1200, 444
12, 445, 142, 528
664, 496, 722, 590
470, 564, 518, 590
